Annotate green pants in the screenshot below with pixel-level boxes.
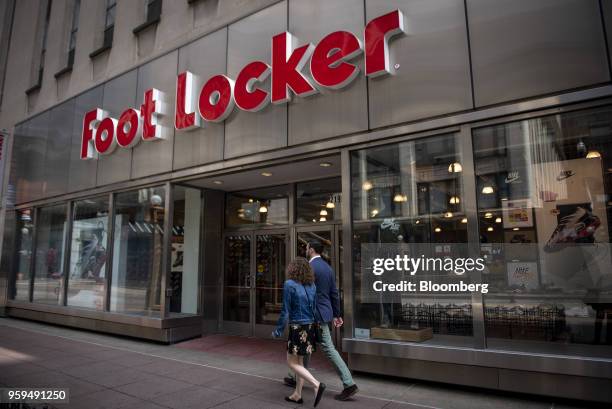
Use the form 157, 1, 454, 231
290, 323, 355, 388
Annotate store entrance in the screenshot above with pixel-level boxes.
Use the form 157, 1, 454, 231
222, 230, 289, 337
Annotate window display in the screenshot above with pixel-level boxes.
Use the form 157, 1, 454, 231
351, 134, 472, 345
32, 204, 67, 305
474, 106, 612, 357
66, 196, 109, 310
109, 186, 165, 316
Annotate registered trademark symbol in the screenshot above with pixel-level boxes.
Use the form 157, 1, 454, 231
394, 63, 400, 70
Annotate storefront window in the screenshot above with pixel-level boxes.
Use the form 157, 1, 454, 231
296, 177, 341, 224
169, 186, 201, 315
226, 185, 289, 227
5, 209, 34, 301
110, 186, 165, 316
33, 204, 67, 305
66, 196, 109, 310
474, 106, 612, 358
351, 134, 472, 345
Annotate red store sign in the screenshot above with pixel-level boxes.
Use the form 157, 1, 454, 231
80, 10, 405, 160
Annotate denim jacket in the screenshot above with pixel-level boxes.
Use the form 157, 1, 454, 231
274, 279, 316, 336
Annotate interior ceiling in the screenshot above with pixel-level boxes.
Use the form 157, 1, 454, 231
184, 155, 341, 191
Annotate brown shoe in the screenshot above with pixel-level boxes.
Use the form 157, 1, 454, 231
334, 384, 358, 401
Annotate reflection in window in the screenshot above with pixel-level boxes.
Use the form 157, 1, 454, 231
226, 186, 289, 227
33, 204, 67, 305
66, 196, 109, 310
474, 106, 612, 358
170, 186, 201, 315
296, 177, 342, 224
5, 209, 34, 301
110, 187, 165, 316
351, 134, 472, 345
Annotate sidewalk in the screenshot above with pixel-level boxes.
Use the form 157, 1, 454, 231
0, 318, 601, 409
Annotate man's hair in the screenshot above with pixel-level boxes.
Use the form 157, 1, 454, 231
286, 257, 314, 284
307, 239, 324, 255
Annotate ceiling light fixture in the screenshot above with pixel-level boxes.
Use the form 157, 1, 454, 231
319, 162, 332, 167
434, 227, 442, 233
461, 218, 468, 224
393, 193, 408, 202
482, 186, 494, 194
448, 162, 463, 173
495, 217, 502, 223
444, 212, 453, 218
586, 150, 601, 159
320, 209, 328, 216
213, 180, 223, 185
259, 205, 268, 213
487, 226, 494, 232
326, 201, 335, 209
484, 212, 493, 219
261, 171, 273, 177
371, 209, 379, 217
362, 180, 373, 191
449, 196, 460, 204
319, 216, 327, 222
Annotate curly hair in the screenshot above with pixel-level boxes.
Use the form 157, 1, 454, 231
286, 257, 314, 285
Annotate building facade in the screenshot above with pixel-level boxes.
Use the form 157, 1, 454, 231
0, 0, 611, 403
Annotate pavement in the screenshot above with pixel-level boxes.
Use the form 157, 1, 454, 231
0, 317, 605, 409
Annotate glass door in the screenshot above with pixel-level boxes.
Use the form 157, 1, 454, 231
253, 232, 288, 337
222, 234, 252, 334
295, 226, 344, 346
223, 231, 288, 336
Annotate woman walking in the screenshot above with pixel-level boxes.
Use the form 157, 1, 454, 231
273, 257, 326, 407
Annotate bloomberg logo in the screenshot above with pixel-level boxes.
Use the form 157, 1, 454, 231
80, 10, 405, 160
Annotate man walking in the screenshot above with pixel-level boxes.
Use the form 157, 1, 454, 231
285, 240, 358, 401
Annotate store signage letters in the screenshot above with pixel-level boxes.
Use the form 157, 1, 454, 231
81, 10, 404, 160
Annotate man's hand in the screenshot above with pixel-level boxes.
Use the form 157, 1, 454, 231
333, 317, 344, 328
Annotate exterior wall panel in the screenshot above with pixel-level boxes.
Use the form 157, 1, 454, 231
68, 86, 103, 193
97, 70, 137, 186
43, 100, 75, 197
11, 113, 49, 203
366, 0, 473, 128
288, 0, 368, 145
174, 28, 227, 170
132, 51, 178, 179
224, 1, 288, 159
468, 0, 610, 107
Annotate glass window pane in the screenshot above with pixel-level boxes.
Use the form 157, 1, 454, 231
33, 204, 67, 305
169, 186, 201, 315
350, 134, 472, 346
4, 209, 34, 301
296, 177, 341, 224
473, 106, 612, 358
223, 235, 251, 323
225, 185, 289, 227
110, 186, 165, 316
66, 196, 109, 310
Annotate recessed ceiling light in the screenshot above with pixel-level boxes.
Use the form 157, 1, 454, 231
482, 186, 494, 194
461, 218, 468, 224
487, 226, 494, 232
261, 171, 273, 177
495, 217, 502, 223
213, 180, 223, 185
319, 162, 332, 167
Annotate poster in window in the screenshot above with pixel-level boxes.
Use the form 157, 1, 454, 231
506, 261, 539, 289
502, 199, 533, 228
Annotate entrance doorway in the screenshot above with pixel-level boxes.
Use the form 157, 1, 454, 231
222, 230, 288, 337
185, 156, 342, 338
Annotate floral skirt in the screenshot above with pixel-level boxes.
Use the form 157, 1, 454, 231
287, 323, 317, 356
